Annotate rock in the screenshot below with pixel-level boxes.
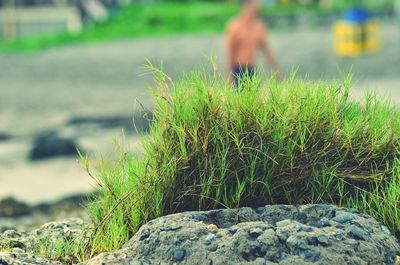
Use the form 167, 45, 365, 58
302, 249, 321, 262
173, 249, 186, 262
319, 217, 331, 227
0, 133, 11, 142
301, 226, 314, 232
0, 218, 87, 265
206, 224, 219, 233
0, 198, 30, 217
347, 225, 368, 241
0, 193, 89, 233
68, 111, 153, 134
29, 131, 81, 160
316, 235, 330, 246
249, 242, 266, 257
0, 252, 63, 265
228, 227, 237, 235
84, 205, 400, 265
287, 235, 309, 250
204, 233, 216, 244
249, 228, 263, 238
332, 213, 353, 224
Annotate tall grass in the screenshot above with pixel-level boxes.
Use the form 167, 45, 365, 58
83, 67, 400, 258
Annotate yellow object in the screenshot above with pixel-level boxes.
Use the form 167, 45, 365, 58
280, 0, 291, 5
333, 20, 381, 57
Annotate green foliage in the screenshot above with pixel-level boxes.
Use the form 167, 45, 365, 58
1, 1, 394, 52
0, 3, 240, 52
30, 236, 87, 264
83, 67, 400, 258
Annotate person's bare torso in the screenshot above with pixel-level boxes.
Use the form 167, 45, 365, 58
228, 18, 265, 67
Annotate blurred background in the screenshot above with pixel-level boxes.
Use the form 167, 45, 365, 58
0, 0, 399, 227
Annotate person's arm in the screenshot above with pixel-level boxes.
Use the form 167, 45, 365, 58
259, 23, 282, 81
225, 22, 236, 82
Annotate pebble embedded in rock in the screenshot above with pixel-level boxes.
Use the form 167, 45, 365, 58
249, 228, 263, 238
307, 236, 318, 246
173, 249, 186, 262
319, 217, 331, 227
173, 238, 181, 246
139, 232, 149, 241
385, 251, 398, 264
228, 227, 237, 235
301, 226, 314, 233
297, 212, 307, 222
191, 214, 201, 221
347, 226, 368, 241
302, 250, 321, 262
380, 225, 392, 236
249, 242, 266, 257
316, 235, 330, 246
205, 234, 216, 244
207, 224, 218, 233
207, 245, 218, 252
280, 252, 289, 260
332, 213, 353, 224
287, 235, 309, 250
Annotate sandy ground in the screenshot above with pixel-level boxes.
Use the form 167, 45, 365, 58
0, 22, 399, 204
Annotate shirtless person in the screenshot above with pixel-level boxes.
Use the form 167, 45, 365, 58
225, 0, 282, 85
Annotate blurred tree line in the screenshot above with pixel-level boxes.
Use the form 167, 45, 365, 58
0, 0, 395, 13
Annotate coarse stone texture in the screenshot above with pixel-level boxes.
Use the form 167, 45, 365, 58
0, 218, 87, 265
86, 204, 400, 265
0, 205, 399, 265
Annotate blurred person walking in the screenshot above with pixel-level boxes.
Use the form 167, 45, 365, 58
225, 0, 282, 86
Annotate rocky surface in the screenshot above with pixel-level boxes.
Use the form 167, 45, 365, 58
0, 198, 30, 218
0, 218, 87, 265
0, 194, 89, 233
0, 204, 399, 265
29, 131, 81, 161
89, 204, 400, 265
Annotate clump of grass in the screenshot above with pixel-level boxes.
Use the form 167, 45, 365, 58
82, 67, 399, 258
30, 236, 87, 264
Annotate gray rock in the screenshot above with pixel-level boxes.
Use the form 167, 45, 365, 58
347, 225, 368, 241
249, 241, 266, 257
0, 218, 87, 265
319, 217, 331, 227
0, 133, 11, 142
316, 235, 330, 246
85, 205, 400, 265
173, 249, 186, 261
332, 213, 353, 224
29, 131, 81, 161
1, 205, 399, 265
302, 249, 321, 262
205, 233, 216, 244
0, 198, 30, 217
249, 228, 263, 238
